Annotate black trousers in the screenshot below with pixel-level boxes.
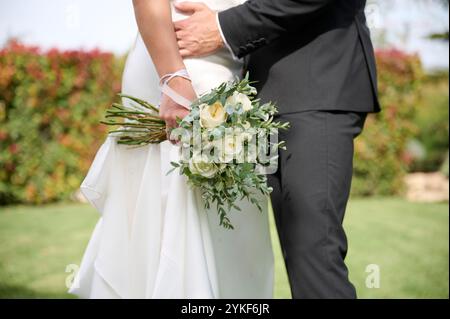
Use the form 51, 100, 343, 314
268, 111, 367, 299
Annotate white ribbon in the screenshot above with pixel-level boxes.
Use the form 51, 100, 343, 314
159, 69, 192, 110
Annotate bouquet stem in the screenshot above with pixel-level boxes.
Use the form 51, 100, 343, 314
101, 94, 167, 146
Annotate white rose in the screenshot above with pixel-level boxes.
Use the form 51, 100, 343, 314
226, 91, 253, 112
189, 154, 219, 178
215, 134, 244, 163
199, 101, 227, 128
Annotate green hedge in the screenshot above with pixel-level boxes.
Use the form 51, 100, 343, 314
352, 49, 424, 196
0, 42, 432, 204
0, 41, 122, 204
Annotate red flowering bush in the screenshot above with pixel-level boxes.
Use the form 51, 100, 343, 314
352, 49, 424, 196
0, 40, 122, 204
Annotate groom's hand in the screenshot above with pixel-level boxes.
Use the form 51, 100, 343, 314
173, 2, 224, 58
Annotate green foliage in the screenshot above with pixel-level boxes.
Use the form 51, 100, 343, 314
0, 40, 122, 204
410, 73, 449, 172
352, 49, 424, 196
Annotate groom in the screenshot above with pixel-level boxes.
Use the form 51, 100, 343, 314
174, 0, 380, 299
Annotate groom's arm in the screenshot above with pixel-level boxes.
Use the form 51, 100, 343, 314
219, 0, 334, 58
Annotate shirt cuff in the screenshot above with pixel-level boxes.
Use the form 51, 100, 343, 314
216, 13, 240, 62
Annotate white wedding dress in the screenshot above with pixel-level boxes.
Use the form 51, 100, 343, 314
69, 0, 273, 299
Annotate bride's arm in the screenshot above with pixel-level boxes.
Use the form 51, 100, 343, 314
132, 0, 196, 130
133, 0, 184, 76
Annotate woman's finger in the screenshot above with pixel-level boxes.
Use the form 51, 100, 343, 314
166, 119, 176, 129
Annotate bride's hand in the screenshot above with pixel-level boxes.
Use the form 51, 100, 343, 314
159, 77, 196, 138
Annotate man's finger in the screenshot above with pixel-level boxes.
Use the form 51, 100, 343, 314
180, 49, 193, 58
173, 19, 188, 31
175, 30, 183, 40
173, 1, 206, 14
177, 41, 186, 49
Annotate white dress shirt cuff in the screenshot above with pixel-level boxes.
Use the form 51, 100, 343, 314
216, 13, 241, 61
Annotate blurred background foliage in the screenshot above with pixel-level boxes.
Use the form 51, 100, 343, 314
353, 49, 425, 196
410, 72, 449, 174
0, 40, 448, 204
0, 40, 123, 205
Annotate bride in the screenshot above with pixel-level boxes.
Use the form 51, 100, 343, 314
69, 0, 274, 299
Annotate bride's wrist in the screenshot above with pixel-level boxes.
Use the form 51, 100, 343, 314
167, 76, 190, 86
159, 69, 196, 104
167, 76, 194, 92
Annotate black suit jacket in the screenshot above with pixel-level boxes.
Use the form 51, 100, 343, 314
218, 0, 380, 114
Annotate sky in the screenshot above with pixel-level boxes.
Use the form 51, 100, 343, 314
0, 0, 448, 70
368, 0, 449, 70
0, 0, 137, 54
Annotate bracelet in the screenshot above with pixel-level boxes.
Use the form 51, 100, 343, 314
159, 69, 192, 110
159, 69, 191, 87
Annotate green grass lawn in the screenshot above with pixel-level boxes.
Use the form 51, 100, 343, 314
0, 198, 448, 299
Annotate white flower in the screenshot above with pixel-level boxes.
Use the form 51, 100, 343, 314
226, 91, 253, 112
189, 154, 219, 178
215, 134, 244, 163
199, 101, 227, 128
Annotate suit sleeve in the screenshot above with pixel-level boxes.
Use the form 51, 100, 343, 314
218, 0, 334, 58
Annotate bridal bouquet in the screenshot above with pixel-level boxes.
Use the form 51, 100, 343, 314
102, 74, 289, 229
